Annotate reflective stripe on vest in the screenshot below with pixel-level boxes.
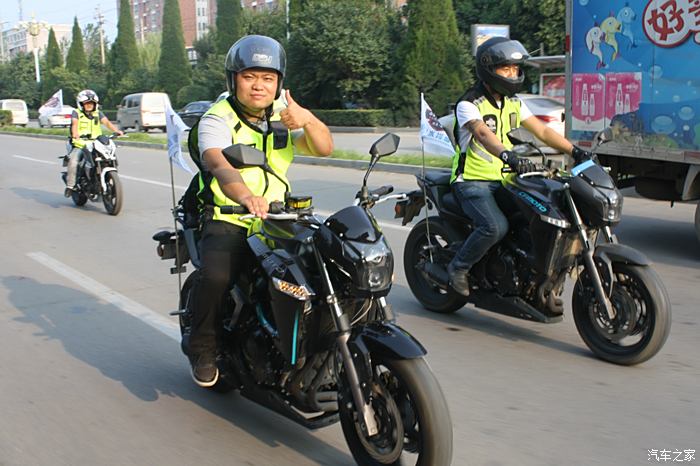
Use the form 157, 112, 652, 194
202, 99, 294, 228
451, 96, 521, 182
72, 109, 103, 148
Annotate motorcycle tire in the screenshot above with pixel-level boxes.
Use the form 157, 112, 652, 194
178, 270, 235, 394
71, 190, 88, 206
572, 262, 671, 365
339, 357, 453, 466
403, 218, 467, 313
102, 171, 123, 216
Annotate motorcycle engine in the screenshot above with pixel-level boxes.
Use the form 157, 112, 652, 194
484, 248, 521, 295
242, 327, 282, 386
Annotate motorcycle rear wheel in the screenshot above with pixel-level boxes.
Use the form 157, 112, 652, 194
403, 219, 467, 313
339, 357, 452, 466
572, 262, 671, 365
102, 171, 123, 215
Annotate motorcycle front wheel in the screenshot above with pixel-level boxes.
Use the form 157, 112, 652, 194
403, 219, 467, 313
572, 262, 671, 365
339, 357, 453, 466
102, 171, 123, 215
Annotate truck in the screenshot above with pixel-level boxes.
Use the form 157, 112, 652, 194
565, 0, 700, 243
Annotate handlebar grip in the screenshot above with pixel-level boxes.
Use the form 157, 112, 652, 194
371, 185, 394, 197
219, 205, 248, 215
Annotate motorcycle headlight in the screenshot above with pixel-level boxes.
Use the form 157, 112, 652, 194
351, 239, 394, 292
606, 190, 623, 222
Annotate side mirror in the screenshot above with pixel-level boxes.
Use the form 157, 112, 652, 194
222, 144, 266, 169
507, 127, 537, 146
594, 127, 613, 144
369, 133, 400, 158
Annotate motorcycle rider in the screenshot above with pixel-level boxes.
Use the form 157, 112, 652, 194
448, 37, 593, 296
187, 35, 333, 387
65, 89, 123, 197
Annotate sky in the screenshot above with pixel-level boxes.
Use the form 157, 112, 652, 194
1, 1, 118, 41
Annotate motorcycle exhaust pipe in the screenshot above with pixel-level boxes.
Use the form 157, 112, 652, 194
419, 262, 449, 288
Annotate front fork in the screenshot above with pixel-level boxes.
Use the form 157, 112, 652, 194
563, 188, 616, 321
308, 238, 379, 436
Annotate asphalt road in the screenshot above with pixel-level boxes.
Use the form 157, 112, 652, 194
1, 134, 699, 466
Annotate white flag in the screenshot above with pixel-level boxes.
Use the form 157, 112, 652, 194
38, 89, 63, 118
419, 93, 456, 157
165, 101, 194, 174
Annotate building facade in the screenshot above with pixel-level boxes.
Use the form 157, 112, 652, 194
2, 23, 71, 60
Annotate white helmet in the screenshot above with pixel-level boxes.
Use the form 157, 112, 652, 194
76, 89, 99, 111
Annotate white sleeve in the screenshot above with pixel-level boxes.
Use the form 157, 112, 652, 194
455, 101, 482, 128
520, 99, 533, 120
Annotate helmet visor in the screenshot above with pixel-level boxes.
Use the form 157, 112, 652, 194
486, 40, 530, 66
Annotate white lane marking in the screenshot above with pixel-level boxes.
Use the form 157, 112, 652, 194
13, 154, 58, 165
27, 251, 180, 341
13, 154, 410, 231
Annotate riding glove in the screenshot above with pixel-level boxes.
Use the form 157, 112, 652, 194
572, 145, 598, 164
500, 150, 536, 175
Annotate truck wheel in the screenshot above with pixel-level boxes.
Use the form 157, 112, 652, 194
695, 202, 700, 243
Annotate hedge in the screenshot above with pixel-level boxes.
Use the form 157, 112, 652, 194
311, 109, 404, 127
29, 109, 118, 121
0, 110, 12, 126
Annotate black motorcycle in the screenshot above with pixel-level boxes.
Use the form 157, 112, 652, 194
153, 134, 453, 466
61, 134, 123, 215
397, 128, 671, 365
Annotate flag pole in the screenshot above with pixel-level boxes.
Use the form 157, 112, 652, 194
169, 139, 183, 302
419, 93, 434, 262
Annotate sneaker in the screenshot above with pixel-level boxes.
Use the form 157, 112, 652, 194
64, 187, 73, 198
448, 263, 470, 297
189, 353, 219, 387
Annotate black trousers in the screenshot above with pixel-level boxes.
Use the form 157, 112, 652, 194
187, 220, 252, 356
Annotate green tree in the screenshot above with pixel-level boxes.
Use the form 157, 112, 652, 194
215, 0, 244, 54
83, 23, 109, 70
533, 0, 565, 55
45, 28, 63, 70
66, 17, 88, 73
242, 6, 287, 45
109, 0, 140, 103
393, 0, 465, 122
158, 0, 192, 105
190, 53, 227, 100
139, 32, 162, 71
287, 0, 392, 109
0, 53, 42, 107
193, 31, 216, 64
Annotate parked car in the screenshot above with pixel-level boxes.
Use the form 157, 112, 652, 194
38, 105, 74, 128
438, 93, 565, 137
116, 92, 170, 132
177, 100, 212, 128
0, 99, 29, 126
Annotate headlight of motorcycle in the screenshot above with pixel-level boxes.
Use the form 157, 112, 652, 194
350, 239, 394, 292
606, 189, 623, 222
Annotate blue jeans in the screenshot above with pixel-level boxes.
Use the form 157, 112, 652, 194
450, 180, 509, 271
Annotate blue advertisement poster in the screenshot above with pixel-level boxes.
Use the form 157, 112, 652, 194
570, 0, 700, 150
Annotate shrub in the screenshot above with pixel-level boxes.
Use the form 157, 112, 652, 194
0, 110, 13, 126
311, 109, 401, 127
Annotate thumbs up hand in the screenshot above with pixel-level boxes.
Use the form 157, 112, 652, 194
279, 89, 313, 130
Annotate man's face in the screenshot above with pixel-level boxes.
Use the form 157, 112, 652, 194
235, 68, 278, 111
494, 64, 519, 79
83, 101, 96, 112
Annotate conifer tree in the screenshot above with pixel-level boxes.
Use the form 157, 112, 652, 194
45, 28, 63, 70
109, 0, 140, 89
66, 17, 88, 73
158, 0, 192, 104
215, 0, 244, 54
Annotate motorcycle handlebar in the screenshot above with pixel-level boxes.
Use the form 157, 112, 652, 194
370, 185, 394, 198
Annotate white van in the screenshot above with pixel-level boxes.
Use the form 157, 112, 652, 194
116, 92, 170, 132
0, 99, 29, 126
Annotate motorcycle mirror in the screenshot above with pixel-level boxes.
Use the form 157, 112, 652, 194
511, 143, 539, 157
222, 144, 266, 169
506, 127, 537, 146
369, 133, 400, 158
594, 127, 613, 144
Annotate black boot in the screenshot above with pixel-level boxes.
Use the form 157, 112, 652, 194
447, 263, 470, 297
189, 352, 219, 387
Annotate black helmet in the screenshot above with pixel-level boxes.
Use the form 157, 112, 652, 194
476, 37, 529, 97
225, 35, 287, 99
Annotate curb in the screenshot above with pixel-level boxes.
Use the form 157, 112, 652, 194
1, 130, 448, 176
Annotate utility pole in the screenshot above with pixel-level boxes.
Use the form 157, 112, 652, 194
18, 0, 24, 21
95, 5, 106, 65
0, 20, 8, 63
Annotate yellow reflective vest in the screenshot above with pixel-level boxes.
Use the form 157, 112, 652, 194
451, 85, 522, 182
72, 109, 103, 149
198, 99, 294, 228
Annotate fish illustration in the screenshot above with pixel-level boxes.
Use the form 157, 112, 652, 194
617, 3, 637, 48
601, 14, 622, 61
586, 25, 606, 69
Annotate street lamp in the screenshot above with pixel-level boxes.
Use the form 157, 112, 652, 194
18, 14, 48, 83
